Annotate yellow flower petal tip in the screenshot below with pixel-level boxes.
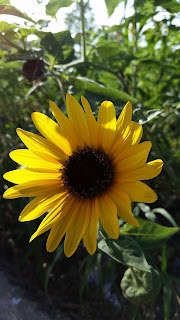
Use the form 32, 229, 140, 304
3, 95, 163, 256
29, 233, 37, 243
134, 219, 140, 227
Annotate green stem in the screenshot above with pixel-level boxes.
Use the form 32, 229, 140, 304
161, 244, 167, 272
80, 0, 86, 63
0, 33, 24, 52
87, 62, 128, 90
133, 0, 138, 99
56, 76, 66, 110
130, 267, 141, 286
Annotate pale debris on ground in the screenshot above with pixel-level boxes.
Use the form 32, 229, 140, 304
0, 269, 69, 320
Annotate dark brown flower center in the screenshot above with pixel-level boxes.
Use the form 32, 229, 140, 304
62, 147, 114, 199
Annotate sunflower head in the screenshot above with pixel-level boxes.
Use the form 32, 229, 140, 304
3, 94, 163, 257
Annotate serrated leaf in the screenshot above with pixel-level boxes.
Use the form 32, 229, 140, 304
0, 5, 35, 23
46, 0, 73, 16
121, 219, 179, 249
68, 76, 138, 103
98, 235, 151, 272
105, 0, 123, 17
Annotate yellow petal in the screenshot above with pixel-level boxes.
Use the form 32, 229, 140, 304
64, 200, 90, 257
109, 188, 139, 227
116, 159, 163, 182
49, 100, 79, 147
3, 168, 61, 184
97, 194, 120, 239
116, 101, 132, 131
3, 180, 61, 199
30, 194, 71, 242
46, 216, 67, 252
83, 198, 99, 255
19, 192, 66, 222
81, 96, 99, 148
17, 128, 67, 161
110, 121, 143, 157
98, 101, 116, 151
66, 93, 89, 146
46, 197, 78, 252
10, 149, 62, 169
32, 112, 72, 156
115, 181, 157, 203
115, 141, 152, 172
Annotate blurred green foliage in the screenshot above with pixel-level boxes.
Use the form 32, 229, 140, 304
0, 0, 180, 319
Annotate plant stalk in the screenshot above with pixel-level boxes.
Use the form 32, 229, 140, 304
56, 75, 66, 110
133, 0, 138, 99
80, 0, 86, 63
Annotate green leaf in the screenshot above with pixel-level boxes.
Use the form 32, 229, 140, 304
0, 21, 17, 32
46, 0, 73, 16
105, 0, 123, 17
40, 31, 74, 64
0, 5, 35, 23
121, 219, 179, 249
0, 60, 22, 69
96, 41, 124, 58
138, 109, 163, 124
0, 0, 10, 4
152, 208, 178, 227
68, 76, 138, 104
154, 0, 180, 13
98, 235, 151, 272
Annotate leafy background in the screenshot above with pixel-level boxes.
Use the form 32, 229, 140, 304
0, 0, 180, 319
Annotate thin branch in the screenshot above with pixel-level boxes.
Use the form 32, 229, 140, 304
56, 76, 66, 110
53, 59, 84, 70
87, 62, 128, 90
0, 33, 24, 52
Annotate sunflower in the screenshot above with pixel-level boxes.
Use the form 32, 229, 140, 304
3, 94, 163, 257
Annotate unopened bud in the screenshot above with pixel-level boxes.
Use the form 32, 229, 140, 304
120, 267, 161, 305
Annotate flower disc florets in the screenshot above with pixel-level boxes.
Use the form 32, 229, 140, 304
62, 146, 114, 199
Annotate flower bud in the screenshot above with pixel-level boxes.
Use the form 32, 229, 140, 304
120, 267, 161, 305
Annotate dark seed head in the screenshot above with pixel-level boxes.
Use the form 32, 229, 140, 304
22, 59, 44, 82
62, 147, 114, 199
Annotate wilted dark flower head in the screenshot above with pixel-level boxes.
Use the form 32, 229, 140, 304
22, 59, 44, 82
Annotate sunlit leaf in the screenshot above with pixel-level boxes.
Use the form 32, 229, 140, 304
68, 76, 138, 103
105, 0, 124, 17
0, 5, 35, 23
138, 109, 163, 124
121, 219, 179, 249
46, 0, 73, 16
154, 0, 180, 13
0, 0, 10, 4
98, 235, 151, 272
0, 21, 17, 32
